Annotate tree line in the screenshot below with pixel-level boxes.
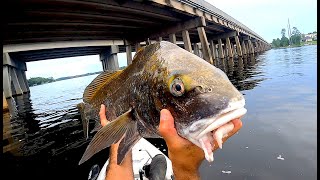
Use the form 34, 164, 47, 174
28, 77, 55, 87
272, 27, 301, 48
27, 71, 103, 87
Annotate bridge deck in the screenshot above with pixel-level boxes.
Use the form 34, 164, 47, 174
5, 0, 267, 46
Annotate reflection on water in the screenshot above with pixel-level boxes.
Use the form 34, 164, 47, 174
3, 45, 317, 180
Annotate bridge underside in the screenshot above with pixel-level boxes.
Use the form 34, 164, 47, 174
3, 0, 271, 99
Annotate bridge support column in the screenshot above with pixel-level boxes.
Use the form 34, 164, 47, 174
197, 27, 213, 64
261, 42, 264, 52
210, 40, 216, 62
258, 42, 262, 52
217, 39, 225, 59
182, 30, 192, 52
100, 45, 119, 71
169, 34, 176, 44
257, 41, 261, 53
225, 37, 233, 58
245, 40, 250, 55
241, 41, 247, 58
193, 43, 200, 57
125, 41, 133, 65
255, 42, 259, 53
235, 36, 243, 57
248, 40, 254, 55
3, 53, 29, 99
233, 44, 238, 57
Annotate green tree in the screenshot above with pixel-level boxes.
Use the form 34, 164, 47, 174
27, 77, 55, 87
291, 27, 301, 45
280, 36, 289, 47
281, 28, 286, 38
271, 38, 281, 47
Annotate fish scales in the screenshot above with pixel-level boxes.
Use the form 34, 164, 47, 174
78, 41, 247, 165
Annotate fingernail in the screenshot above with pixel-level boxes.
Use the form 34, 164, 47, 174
160, 110, 168, 121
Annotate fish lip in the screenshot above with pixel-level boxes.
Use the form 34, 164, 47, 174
188, 99, 246, 140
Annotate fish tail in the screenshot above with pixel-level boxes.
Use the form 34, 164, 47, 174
77, 102, 94, 140
79, 108, 141, 165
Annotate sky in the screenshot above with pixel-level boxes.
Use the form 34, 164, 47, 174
26, 0, 317, 79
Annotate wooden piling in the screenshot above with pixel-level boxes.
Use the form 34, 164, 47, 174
182, 30, 192, 52
235, 36, 242, 57
197, 27, 213, 64
225, 37, 233, 58
169, 34, 176, 44
218, 39, 225, 59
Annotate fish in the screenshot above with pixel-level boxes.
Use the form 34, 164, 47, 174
77, 41, 247, 165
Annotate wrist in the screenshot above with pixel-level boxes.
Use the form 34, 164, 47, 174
171, 162, 201, 180
168, 151, 202, 170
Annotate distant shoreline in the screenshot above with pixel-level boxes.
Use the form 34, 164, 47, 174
272, 42, 317, 49
29, 66, 127, 87
29, 72, 102, 87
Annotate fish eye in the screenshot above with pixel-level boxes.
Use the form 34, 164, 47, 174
170, 78, 185, 97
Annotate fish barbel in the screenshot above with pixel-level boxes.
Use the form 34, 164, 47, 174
78, 41, 247, 165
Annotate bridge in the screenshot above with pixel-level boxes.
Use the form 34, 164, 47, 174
3, 0, 271, 99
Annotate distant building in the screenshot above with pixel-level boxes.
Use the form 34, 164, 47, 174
302, 32, 317, 42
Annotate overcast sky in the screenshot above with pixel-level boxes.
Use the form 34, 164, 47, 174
26, 0, 317, 79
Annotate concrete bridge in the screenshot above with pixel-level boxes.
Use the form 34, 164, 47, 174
3, 0, 271, 99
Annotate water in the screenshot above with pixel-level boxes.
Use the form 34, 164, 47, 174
3, 45, 317, 180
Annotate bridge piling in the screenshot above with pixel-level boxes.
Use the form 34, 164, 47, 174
100, 45, 119, 71
248, 40, 254, 55
197, 27, 213, 64
241, 41, 247, 58
182, 30, 192, 52
125, 40, 133, 65
257, 42, 261, 52
225, 37, 233, 58
193, 43, 200, 57
3, 53, 29, 99
235, 36, 243, 57
209, 40, 216, 61
246, 40, 251, 55
218, 39, 225, 59
169, 34, 177, 44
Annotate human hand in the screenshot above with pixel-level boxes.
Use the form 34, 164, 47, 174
99, 104, 132, 169
158, 109, 242, 179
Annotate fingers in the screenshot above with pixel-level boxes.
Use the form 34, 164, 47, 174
212, 118, 242, 150
159, 109, 177, 137
159, 109, 189, 146
99, 104, 109, 127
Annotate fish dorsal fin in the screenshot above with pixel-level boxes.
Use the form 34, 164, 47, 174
83, 70, 122, 103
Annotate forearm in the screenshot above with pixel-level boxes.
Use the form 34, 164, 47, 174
106, 145, 134, 180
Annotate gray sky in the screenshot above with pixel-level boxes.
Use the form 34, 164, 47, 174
26, 0, 317, 79
205, 0, 317, 42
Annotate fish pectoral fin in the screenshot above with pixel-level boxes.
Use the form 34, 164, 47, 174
78, 108, 134, 165
117, 121, 141, 165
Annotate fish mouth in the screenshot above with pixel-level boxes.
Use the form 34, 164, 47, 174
196, 106, 247, 139
185, 99, 247, 162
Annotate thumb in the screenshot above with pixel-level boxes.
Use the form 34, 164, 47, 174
159, 109, 179, 143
